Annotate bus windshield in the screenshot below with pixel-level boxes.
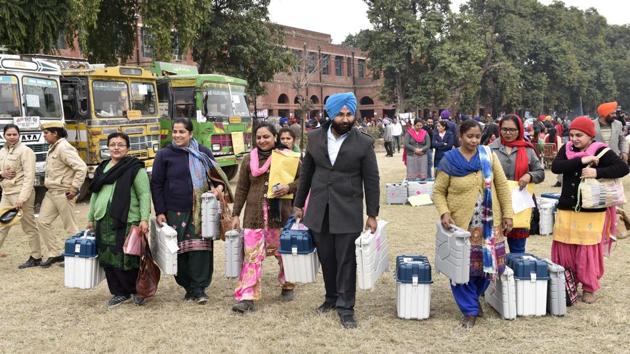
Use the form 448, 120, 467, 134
204, 87, 232, 118
93, 80, 129, 118
130, 82, 157, 115
23, 77, 62, 118
173, 87, 195, 119
0, 75, 20, 117
230, 86, 250, 118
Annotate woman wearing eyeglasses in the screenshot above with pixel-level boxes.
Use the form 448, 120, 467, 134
87, 132, 151, 309
489, 114, 544, 253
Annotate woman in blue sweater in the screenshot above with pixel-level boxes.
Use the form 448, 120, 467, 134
150, 118, 232, 304
432, 120, 455, 171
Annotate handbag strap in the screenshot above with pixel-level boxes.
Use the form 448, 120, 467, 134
575, 147, 611, 211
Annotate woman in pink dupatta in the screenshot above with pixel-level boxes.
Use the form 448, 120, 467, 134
403, 119, 431, 180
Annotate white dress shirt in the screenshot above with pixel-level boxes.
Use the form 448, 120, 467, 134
391, 122, 403, 136
327, 126, 349, 165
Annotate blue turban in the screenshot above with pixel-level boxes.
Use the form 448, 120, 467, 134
325, 92, 357, 118
279, 117, 289, 126
440, 110, 451, 119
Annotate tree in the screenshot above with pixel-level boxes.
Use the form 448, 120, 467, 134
0, 0, 71, 54
85, 0, 137, 65
193, 0, 293, 111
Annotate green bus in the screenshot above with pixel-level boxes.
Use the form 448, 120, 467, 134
152, 62, 252, 179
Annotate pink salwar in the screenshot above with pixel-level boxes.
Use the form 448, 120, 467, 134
234, 228, 295, 301
551, 240, 604, 293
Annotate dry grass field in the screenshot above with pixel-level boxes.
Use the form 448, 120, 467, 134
1, 145, 630, 353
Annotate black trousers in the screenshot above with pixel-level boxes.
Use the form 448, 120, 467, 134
175, 250, 213, 297
384, 141, 394, 156
312, 210, 360, 314
104, 267, 138, 297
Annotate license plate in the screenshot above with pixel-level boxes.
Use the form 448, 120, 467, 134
35, 161, 46, 174
14, 116, 40, 129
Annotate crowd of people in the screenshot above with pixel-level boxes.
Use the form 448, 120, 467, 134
0, 92, 628, 330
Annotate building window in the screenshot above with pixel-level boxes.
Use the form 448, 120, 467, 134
358, 59, 365, 78
321, 54, 329, 75
55, 32, 67, 50
171, 32, 181, 61
347, 57, 352, 77
335, 56, 343, 76
142, 27, 153, 58
307, 52, 317, 72
292, 49, 302, 72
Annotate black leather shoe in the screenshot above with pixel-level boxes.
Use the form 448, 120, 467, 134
18, 256, 42, 269
280, 289, 295, 302
40, 255, 64, 268
316, 302, 336, 314
338, 312, 357, 329
232, 300, 255, 313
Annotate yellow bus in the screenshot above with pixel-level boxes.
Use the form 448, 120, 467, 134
41, 58, 160, 199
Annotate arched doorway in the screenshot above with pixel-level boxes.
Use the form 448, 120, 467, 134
277, 94, 289, 104
360, 96, 374, 105
294, 95, 304, 104
310, 95, 319, 105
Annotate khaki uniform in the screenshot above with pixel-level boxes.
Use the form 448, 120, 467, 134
38, 138, 87, 257
0, 142, 40, 258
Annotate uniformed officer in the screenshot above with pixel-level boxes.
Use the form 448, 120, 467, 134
37, 121, 87, 268
0, 124, 40, 267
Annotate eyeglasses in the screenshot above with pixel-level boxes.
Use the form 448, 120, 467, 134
108, 143, 128, 148
501, 128, 518, 134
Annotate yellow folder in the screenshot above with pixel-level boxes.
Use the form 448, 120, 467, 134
267, 149, 300, 199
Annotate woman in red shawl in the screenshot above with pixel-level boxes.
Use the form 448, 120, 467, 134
403, 119, 431, 179
489, 114, 545, 253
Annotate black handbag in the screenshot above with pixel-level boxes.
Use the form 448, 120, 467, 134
0, 208, 20, 224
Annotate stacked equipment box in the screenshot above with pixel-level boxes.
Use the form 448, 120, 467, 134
149, 218, 179, 275
435, 222, 471, 284
279, 217, 319, 283
386, 183, 408, 205
538, 196, 558, 236
485, 266, 517, 320
356, 220, 389, 290
224, 230, 243, 279
395, 255, 432, 320
64, 231, 105, 289
544, 259, 567, 316
506, 253, 549, 316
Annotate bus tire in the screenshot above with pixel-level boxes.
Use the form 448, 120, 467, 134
77, 179, 91, 202
222, 165, 238, 180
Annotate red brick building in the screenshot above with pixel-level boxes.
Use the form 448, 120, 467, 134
54, 24, 392, 120
258, 26, 394, 121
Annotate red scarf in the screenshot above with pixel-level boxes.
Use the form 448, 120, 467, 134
402, 127, 427, 165
499, 116, 535, 180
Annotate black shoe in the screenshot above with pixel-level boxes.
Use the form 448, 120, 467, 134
18, 256, 41, 269
40, 255, 64, 268
553, 182, 562, 187
132, 294, 145, 306
338, 312, 357, 329
280, 288, 295, 302
461, 315, 477, 328
107, 295, 130, 309
184, 292, 195, 302
232, 300, 255, 313
316, 302, 336, 314
196, 292, 209, 305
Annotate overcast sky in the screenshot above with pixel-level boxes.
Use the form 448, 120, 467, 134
269, 0, 630, 44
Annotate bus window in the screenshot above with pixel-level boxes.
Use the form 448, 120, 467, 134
23, 77, 62, 118
231, 93, 250, 117
93, 80, 128, 117
0, 75, 20, 117
173, 87, 195, 119
203, 88, 231, 118
131, 82, 156, 115
61, 78, 89, 120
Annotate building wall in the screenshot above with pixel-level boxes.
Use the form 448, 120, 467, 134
257, 25, 394, 121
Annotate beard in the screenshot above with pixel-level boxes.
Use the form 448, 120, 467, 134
332, 120, 354, 135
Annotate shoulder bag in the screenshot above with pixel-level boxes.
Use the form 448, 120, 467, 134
577, 148, 626, 210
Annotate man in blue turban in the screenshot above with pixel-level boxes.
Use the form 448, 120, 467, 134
294, 91, 380, 329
